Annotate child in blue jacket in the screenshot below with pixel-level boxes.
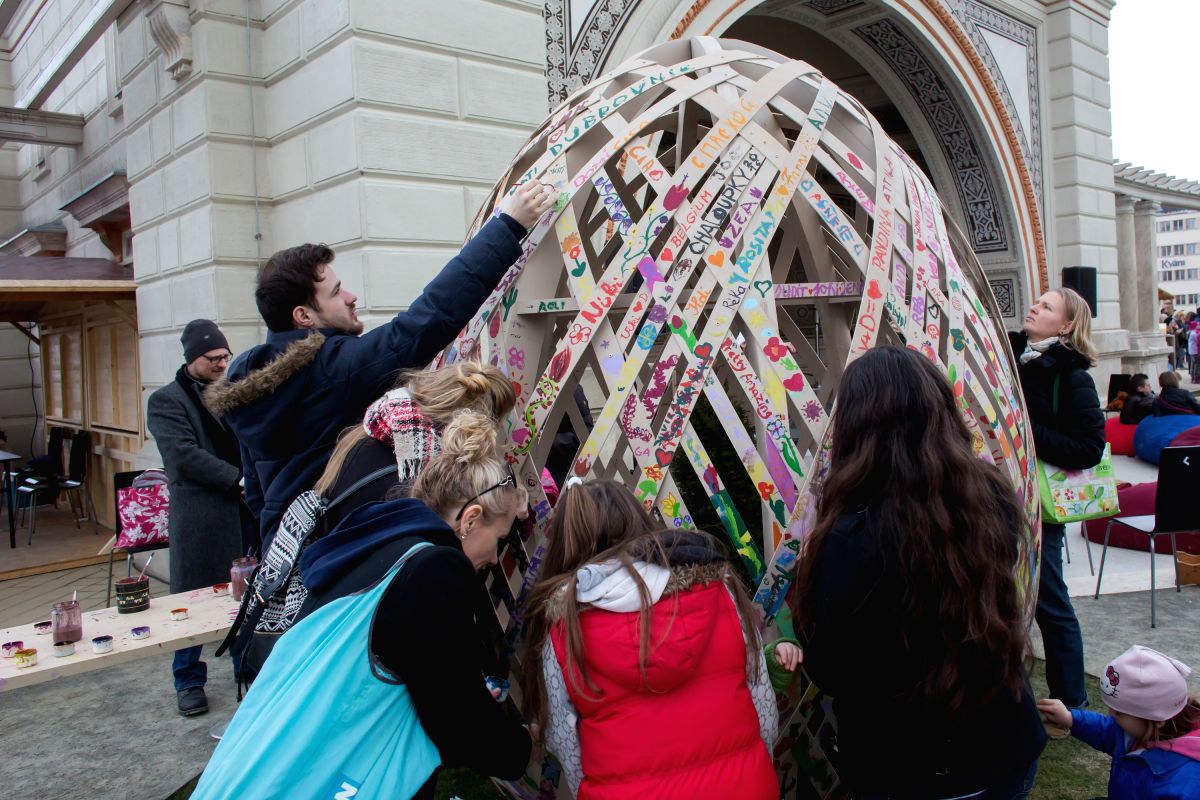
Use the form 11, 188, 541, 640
1039, 645, 1200, 799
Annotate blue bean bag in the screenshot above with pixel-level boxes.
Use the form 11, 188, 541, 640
1134, 415, 1200, 464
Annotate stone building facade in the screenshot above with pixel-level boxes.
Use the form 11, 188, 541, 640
0, 0, 1198, 467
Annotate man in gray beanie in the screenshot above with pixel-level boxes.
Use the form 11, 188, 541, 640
147, 319, 249, 716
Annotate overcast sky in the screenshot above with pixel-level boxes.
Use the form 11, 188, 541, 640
1108, 0, 1200, 180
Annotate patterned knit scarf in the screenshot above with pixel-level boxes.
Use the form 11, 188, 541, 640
362, 388, 442, 481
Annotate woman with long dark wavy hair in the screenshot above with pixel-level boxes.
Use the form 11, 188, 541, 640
792, 346, 1045, 799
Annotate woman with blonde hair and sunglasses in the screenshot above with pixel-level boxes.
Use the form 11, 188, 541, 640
233, 360, 517, 683
192, 411, 534, 800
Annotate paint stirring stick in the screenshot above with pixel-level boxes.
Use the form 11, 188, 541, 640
137, 553, 154, 582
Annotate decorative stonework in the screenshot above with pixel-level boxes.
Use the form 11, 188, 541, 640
989, 277, 1015, 317
856, 18, 1008, 253
948, 0, 1043, 208
60, 172, 131, 262
0, 223, 68, 257
803, 0, 863, 12
546, 0, 638, 103
144, 0, 193, 82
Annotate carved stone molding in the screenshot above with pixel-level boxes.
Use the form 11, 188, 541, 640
0, 222, 68, 256
144, 0, 193, 82
856, 18, 1008, 253
61, 172, 131, 262
947, 0, 1043, 209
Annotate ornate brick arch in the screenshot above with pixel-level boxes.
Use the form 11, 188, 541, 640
545, 0, 1049, 300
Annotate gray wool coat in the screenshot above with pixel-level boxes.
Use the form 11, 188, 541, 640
146, 377, 245, 594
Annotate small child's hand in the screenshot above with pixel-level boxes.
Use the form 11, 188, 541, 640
774, 641, 803, 672
501, 180, 558, 229
1036, 698, 1073, 730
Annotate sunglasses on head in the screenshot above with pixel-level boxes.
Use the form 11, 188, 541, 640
455, 464, 517, 522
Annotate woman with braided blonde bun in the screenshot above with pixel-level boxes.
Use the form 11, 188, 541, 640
194, 411, 533, 799
316, 411, 533, 789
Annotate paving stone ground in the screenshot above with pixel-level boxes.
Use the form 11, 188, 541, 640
2, 571, 1196, 799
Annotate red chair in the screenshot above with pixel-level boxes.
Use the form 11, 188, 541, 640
1105, 416, 1137, 456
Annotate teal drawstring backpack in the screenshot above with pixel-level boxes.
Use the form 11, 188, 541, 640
192, 542, 440, 800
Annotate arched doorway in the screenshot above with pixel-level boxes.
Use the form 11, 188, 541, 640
547, 0, 1048, 325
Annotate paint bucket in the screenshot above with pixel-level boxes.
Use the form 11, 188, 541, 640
115, 576, 150, 614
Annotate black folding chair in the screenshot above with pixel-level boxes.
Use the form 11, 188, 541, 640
1093, 446, 1200, 627
61, 430, 98, 529
105, 470, 171, 606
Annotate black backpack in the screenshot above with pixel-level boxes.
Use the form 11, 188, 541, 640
217, 465, 394, 693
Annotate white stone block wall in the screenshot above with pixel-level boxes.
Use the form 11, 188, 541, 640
1044, 2, 1123, 385
0, 325, 43, 459
255, 0, 547, 323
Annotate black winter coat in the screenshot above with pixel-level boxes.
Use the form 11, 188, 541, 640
1012, 335, 1105, 469
802, 507, 1046, 796
298, 501, 531, 798
146, 368, 249, 593
205, 214, 526, 551
1153, 387, 1200, 416
323, 437, 403, 532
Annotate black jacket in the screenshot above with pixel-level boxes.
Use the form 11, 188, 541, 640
1153, 387, 1200, 417
298, 499, 531, 795
205, 214, 526, 551
1012, 335, 1105, 469
802, 507, 1046, 797
323, 436, 404, 532
146, 368, 250, 592
1120, 392, 1155, 425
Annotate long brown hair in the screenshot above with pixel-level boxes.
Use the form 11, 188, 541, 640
792, 346, 1028, 714
519, 480, 761, 731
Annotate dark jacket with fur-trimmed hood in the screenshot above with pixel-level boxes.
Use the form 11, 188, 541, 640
205, 214, 526, 550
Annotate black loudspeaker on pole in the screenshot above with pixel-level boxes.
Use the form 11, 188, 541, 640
1061, 266, 1097, 318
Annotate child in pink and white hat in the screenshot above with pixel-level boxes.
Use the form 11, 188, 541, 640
1039, 645, 1200, 799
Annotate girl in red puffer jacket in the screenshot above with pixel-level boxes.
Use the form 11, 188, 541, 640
519, 480, 779, 800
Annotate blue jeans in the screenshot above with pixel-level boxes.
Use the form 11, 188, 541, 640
1035, 523, 1087, 707
173, 645, 207, 692
173, 646, 241, 692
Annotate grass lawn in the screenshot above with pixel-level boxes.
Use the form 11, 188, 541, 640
1027, 663, 1110, 800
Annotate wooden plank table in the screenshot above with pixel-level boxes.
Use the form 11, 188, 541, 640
0, 585, 239, 691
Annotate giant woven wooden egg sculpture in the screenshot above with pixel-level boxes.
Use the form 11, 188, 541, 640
441, 36, 1037, 798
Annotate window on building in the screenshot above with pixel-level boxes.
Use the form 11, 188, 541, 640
1160, 221, 1171, 232
1187, 244, 1198, 256
1174, 219, 1185, 231
1175, 244, 1186, 256
1189, 269, 1199, 280
1188, 218, 1198, 230
1160, 246, 1171, 257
